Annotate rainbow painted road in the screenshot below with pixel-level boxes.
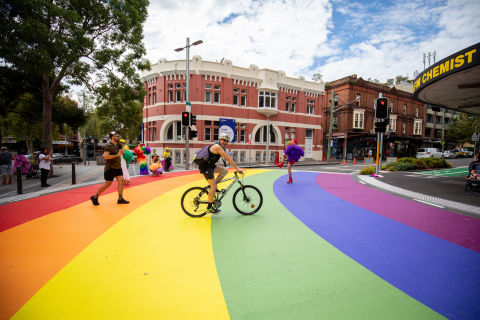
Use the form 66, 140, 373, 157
1, 169, 479, 320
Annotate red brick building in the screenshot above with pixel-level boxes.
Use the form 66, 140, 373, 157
324, 75, 426, 160
142, 56, 325, 166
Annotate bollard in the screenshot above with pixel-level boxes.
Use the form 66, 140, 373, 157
16, 166, 23, 194
72, 162, 76, 185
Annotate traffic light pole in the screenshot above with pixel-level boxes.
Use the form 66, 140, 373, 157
327, 90, 334, 162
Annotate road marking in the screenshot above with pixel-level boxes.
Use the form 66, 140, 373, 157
413, 199, 445, 208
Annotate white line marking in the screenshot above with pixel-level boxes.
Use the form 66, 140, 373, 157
413, 199, 445, 208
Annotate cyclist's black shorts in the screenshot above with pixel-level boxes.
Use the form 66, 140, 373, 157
196, 159, 215, 180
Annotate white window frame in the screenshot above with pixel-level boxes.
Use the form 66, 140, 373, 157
414, 120, 422, 135
353, 110, 365, 129
258, 91, 277, 109
389, 115, 397, 132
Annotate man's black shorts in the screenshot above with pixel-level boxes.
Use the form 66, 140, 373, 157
104, 168, 124, 181
196, 159, 215, 180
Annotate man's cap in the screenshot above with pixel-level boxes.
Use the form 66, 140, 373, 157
1, 146, 7, 150
109, 131, 117, 138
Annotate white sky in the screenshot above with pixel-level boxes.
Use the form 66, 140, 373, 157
143, 0, 480, 83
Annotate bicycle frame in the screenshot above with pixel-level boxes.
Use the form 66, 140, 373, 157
202, 172, 244, 205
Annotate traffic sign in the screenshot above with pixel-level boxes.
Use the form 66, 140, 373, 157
472, 133, 479, 141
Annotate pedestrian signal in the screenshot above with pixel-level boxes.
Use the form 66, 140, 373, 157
189, 128, 198, 140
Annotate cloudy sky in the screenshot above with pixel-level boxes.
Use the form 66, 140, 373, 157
143, 0, 480, 83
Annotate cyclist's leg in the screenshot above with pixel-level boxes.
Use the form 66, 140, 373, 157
207, 177, 217, 204
214, 165, 228, 184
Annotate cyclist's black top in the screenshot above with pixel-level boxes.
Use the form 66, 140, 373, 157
206, 143, 225, 167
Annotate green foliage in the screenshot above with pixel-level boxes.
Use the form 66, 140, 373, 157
360, 166, 376, 175
384, 157, 451, 171
0, 0, 151, 147
445, 113, 480, 145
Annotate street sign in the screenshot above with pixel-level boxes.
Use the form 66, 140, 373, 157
472, 133, 479, 141
185, 101, 191, 106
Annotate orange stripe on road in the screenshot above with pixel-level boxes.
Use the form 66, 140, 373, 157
0, 173, 201, 320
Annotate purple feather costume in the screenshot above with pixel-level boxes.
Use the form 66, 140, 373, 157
284, 145, 304, 162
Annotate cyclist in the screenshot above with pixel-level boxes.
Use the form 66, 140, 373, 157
194, 133, 244, 214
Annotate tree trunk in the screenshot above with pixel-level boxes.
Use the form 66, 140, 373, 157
41, 74, 53, 150
42, 74, 54, 176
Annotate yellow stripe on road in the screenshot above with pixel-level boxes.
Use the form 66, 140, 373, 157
13, 169, 269, 320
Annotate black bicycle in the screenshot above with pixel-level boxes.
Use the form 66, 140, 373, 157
181, 172, 263, 217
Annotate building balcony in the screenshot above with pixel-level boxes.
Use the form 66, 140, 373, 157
256, 107, 279, 117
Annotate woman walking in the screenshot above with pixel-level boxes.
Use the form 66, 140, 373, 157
277, 139, 304, 184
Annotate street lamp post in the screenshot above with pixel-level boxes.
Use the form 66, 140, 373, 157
175, 37, 203, 170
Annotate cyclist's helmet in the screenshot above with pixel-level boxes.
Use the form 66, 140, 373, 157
219, 133, 230, 142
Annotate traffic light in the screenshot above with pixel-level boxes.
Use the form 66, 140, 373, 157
375, 97, 389, 119
191, 115, 197, 126
188, 128, 198, 140
375, 120, 388, 133
182, 111, 190, 126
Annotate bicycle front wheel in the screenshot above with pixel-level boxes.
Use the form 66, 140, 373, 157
181, 187, 209, 217
232, 185, 263, 215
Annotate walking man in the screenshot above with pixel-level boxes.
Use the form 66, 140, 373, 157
90, 131, 129, 205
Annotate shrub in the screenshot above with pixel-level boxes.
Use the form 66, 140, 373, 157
360, 166, 376, 175
383, 157, 451, 171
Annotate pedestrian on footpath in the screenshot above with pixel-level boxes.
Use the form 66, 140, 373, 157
39, 148, 53, 187
90, 131, 129, 206
277, 139, 304, 184
1, 146, 14, 185
163, 147, 172, 172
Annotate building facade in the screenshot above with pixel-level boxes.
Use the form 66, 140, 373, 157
142, 56, 325, 166
324, 75, 426, 160
424, 105, 459, 150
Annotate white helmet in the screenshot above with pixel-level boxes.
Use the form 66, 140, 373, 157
219, 133, 231, 142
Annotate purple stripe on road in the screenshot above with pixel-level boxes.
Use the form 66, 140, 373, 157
315, 173, 480, 252
274, 172, 480, 320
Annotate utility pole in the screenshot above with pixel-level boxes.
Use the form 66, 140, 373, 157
175, 37, 203, 170
327, 90, 334, 162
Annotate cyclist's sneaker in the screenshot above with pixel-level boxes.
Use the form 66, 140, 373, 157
206, 207, 221, 215
90, 195, 100, 206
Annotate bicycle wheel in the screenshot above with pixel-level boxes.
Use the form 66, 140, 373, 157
181, 187, 209, 217
232, 185, 263, 215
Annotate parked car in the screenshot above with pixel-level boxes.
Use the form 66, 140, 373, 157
59, 154, 82, 163
443, 150, 457, 159
416, 148, 443, 158
458, 148, 473, 157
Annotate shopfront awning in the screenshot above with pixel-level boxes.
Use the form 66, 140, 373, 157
413, 42, 480, 116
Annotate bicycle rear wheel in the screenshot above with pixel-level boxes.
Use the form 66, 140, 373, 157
232, 185, 263, 215
181, 187, 209, 217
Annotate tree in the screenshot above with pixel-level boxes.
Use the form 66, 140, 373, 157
0, 0, 150, 150
312, 73, 323, 82
445, 114, 480, 145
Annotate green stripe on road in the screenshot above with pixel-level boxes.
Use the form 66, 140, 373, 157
417, 167, 468, 177
212, 170, 444, 320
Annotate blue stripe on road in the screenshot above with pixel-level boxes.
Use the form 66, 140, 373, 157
273, 171, 480, 320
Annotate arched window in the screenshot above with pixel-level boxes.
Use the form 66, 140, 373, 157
254, 125, 276, 143
166, 121, 181, 141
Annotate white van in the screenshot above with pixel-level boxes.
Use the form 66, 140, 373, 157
416, 148, 443, 158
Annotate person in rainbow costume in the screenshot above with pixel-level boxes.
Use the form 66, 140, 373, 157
277, 138, 304, 184
133, 144, 151, 175
119, 139, 133, 185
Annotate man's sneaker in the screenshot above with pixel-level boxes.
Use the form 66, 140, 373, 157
117, 198, 130, 204
206, 207, 221, 215
90, 195, 100, 206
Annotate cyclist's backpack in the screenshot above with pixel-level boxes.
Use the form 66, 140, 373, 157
193, 145, 211, 166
